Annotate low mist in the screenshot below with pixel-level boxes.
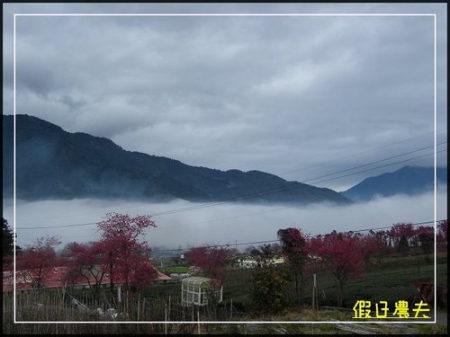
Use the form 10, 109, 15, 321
3, 188, 447, 252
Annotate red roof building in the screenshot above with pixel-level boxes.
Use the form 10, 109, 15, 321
3, 266, 172, 292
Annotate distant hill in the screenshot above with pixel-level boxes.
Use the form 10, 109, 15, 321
3, 114, 351, 205
341, 166, 447, 202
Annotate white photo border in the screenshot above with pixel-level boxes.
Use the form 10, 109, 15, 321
12, 12, 438, 325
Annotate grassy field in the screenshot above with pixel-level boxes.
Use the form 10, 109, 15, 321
3, 252, 447, 334
159, 266, 190, 274
217, 252, 447, 311
302, 253, 446, 309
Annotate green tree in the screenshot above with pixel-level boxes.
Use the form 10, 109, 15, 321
3, 218, 21, 266
389, 223, 414, 256
277, 227, 308, 306
248, 244, 290, 316
415, 226, 434, 257
397, 236, 410, 255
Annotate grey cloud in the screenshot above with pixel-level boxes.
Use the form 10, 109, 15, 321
3, 3, 447, 193
2, 3, 446, 251
4, 190, 446, 249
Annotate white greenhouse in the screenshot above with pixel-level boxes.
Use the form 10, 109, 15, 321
181, 276, 223, 307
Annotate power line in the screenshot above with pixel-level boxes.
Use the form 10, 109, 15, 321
146, 146, 446, 217
17, 222, 99, 230
281, 128, 446, 177
310, 148, 447, 186
14, 145, 446, 230
9, 133, 445, 221
148, 219, 448, 255
303, 141, 446, 185
19, 216, 447, 256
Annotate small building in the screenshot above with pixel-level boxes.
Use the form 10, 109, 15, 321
169, 273, 190, 282
3, 266, 172, 292
235, 255, 285, 268
154, 270, 173, 284
181, 276, 223, 307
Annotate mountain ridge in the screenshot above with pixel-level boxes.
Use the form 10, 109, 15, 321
2, 114, 351, 205
341, 165, 447, 202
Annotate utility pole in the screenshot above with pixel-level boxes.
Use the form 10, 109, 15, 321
197, 306, 200, 334
109, 252, 114, 294
312, 273, 318, 313
164, 301, 168, 335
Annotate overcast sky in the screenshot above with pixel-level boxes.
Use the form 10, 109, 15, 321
3, 3, 447, 192
2, 3, 448, 249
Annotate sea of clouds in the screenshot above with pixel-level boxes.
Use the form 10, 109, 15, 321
3, 187, 446, 253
